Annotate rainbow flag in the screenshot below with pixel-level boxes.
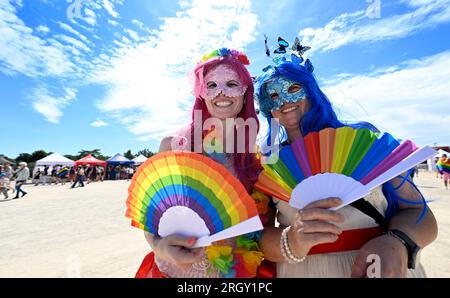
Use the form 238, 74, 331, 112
437, 158, 450, 174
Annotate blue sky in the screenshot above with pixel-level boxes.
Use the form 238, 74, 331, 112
1, 0, 450, 158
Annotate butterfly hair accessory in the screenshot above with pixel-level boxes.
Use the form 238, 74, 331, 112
259, 35, 314, 74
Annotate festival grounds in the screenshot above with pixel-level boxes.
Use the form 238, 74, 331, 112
0, 171, 449, 278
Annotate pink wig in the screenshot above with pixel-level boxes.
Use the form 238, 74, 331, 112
188, 56, 261, 192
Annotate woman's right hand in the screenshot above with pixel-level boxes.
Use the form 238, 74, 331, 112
152, 235, 204, 269
287, 198, 345, 258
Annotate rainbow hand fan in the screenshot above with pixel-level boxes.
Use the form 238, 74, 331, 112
125, 151, 263, 248
255, 127, 436, 210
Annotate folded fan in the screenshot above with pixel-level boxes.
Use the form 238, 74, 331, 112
255, 127, 436, 210
125, 151, 263, 247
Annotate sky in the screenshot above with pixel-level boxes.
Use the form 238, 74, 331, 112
1, 0, 450, 158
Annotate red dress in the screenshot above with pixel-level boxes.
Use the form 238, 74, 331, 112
135, 252, 276, 278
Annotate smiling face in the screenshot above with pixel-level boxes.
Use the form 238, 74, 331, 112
201, 64, 247, 120
267, 76, 310, 130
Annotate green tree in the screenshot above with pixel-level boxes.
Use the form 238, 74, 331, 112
31, 150, 50, 162
136, 149, 155, 158
78, 149, 101, 159
15, 153, 33, 163
124, 150, 135, 160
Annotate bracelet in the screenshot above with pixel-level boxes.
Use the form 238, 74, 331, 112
280, 226, 306, 264
279, 227, 291, 263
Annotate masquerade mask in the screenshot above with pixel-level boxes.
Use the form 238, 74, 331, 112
200, 64, 248, 101
265, 76, 307, 112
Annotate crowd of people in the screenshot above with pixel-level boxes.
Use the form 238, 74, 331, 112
0, 161, 139, 200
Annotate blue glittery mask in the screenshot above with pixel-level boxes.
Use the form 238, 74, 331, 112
265, 76, 307, 112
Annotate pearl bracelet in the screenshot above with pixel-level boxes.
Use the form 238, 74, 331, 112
280, 226, 306, 264
279, 227, 292, 264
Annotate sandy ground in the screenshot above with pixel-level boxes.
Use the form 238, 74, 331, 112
0, 171, 448, 278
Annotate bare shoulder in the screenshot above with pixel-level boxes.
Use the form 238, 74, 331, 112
159, 136, 174, 153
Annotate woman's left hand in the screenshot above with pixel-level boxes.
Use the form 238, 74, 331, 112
350, 234, 408, 278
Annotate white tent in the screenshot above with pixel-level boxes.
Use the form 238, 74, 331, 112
132, 154, 148, 165
436, 149, 450, 158
35, 153, 75, 166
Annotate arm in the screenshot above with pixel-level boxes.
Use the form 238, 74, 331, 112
387, 176, 437, 247
351, 175, 438, 277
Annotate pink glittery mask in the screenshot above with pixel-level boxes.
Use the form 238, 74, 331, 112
200, 64, 248, 101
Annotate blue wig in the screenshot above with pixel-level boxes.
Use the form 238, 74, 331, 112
255, 58, 427, 223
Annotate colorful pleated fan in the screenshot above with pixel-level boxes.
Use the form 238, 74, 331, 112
437, 157, 450, 174
255, 127, 436, 210
125, 151, 263, 247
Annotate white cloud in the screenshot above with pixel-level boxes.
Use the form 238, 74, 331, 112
83, 8, 97, 26
102, 0, 119, 18
35, 25, 50, 34
124, 29, 140, 41
131, 19, 149, 32
29, 87, 77, 124
57, 22, 90, 44
0, 0, 74, 77
92, 0, 259, 141
300, 0, 450, 52
90, 119, 109, 127
108, 19, 119, 27
54, 35, 91, 52
322, 50, 450, 146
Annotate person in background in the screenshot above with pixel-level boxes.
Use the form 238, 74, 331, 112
116, 166, 121, 180
1, 173, 10, 200
43, 165, 51, 185
69, 167, 76, 183
98, 166, 105, 182
87, 165, 97, 184
3, 162, 14, 193
0, 166, 10, 200
51, 166, 58, 184
435, 157, 440, 179
13, 162, 30, 199
112, 166, 116, 180
3, 162, 13, 179
437, 154, 450, 190
127, 166, 134, 181
33, 167, 42, 186
71, 166, 86, 188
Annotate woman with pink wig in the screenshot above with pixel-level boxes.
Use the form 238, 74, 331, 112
135, 48, 275, 278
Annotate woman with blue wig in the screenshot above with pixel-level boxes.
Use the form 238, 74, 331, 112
255, 38, 437, 277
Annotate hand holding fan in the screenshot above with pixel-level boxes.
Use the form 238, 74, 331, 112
255, 127, 436, 210
125, 151, 263, 248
